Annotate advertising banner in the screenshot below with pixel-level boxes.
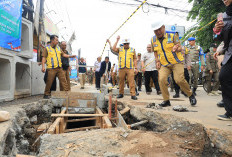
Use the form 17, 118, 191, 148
70, 57, 78, 79
0, 0, 23, 51
70, 69, 77, 79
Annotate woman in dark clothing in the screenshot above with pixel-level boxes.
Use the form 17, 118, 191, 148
213, 0, 232, 120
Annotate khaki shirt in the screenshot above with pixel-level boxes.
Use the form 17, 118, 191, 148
186, 45, 205, 65
182, 46, 191, 69
137, 59, 142, 72
205, 48, 219, 72
184, 53, 191, 69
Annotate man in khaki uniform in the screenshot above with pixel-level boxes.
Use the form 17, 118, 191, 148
186, 37, 205, 96
60, 41, 71, 91
87, 68, 94, 85
41, 35, 76, 99
110, 36, 138, 100
151, 21, 197, 107
205, 43, 220, 96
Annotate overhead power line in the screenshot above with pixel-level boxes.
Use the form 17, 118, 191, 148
108, 0, 191, 13
134, 0, 190, 13
104, 0, 141, 7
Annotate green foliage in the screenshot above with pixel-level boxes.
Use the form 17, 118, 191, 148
185, 0, 225, 50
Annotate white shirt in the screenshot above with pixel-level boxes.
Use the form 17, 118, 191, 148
105, 63, 109, 74
94, 61, 101, 72
142, 51, 157, 71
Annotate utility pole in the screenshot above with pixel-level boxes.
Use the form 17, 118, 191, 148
37, 0, 45, 62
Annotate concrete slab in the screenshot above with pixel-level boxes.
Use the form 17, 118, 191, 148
15, 57, 31, 98
17, 18, 33, 59
101, 84, 130, 95
31, 62, 45, 95
71, 84, 106, 108
0, 54, 14, 102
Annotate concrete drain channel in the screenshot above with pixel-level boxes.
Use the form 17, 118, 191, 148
1, 92, 232, 157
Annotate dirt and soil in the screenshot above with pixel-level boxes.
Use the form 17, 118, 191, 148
38, 128, 197, 157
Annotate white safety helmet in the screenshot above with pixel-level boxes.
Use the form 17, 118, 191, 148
151, 21, 164, 30
122, 39, 130, 44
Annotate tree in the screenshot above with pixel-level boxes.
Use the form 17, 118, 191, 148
183, 0, 225, 50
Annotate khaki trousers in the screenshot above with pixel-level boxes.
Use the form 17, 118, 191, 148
44, 68, 68, 96
189, 64, 199, 88
119, 68, 135, 96
112, 72, 117, 86
159, 63, 192, 101
100, 75, 108, 88
79, 73, 86, 88
206, 72, 220, 93
60, 69, 71, 91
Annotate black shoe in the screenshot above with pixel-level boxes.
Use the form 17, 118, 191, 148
192, 88, 197, 96
217, 100, 225, 108
189, 94, 197, 106
43, 95, 50, 99
217, 114, 232, 121
81, 87, 84, 89
173, 93, 180, 98
138, 88, 142, 91
117, 94, 124, 99
159, 100, 171, 107
131, 96, 138, 100
157, 91, 162, 95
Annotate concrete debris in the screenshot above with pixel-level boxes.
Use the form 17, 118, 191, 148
173, 105, 188, 112
18, 140, 29, 154
146, 103, 162, 110
0, 100, 55, 156
103, 152, 122, 157
0, 111, 10, 122
173, 105, 198, 112
29, 115, 37, 124
89, 150, 97, 156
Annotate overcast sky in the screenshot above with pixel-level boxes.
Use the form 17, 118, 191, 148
35, 0, 196, 66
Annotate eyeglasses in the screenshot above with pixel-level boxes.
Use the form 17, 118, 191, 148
124, 43, 129, 45
147, 47, 151, 48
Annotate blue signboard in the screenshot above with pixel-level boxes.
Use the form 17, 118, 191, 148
171, 25, 176, 31
70, 69, 77, 79
0, 0, 23, 51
